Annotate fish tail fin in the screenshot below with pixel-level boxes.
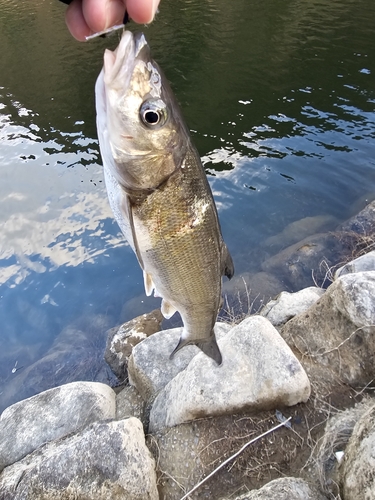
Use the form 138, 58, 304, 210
170, 331, 222, 366
197, 334, 222, 365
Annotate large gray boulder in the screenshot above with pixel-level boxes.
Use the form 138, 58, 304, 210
282, 271, 375, 386
0, 418, 158, 500
105, 309, 163, 380
260, 287, 325, 327
116, 384, 145, 424
335, 250, 375, 279
149, 316, 310, 432
128, 322, 232, 401
0, 381, 115, 473
232, 477, 326, 500
340, 402, 375, 500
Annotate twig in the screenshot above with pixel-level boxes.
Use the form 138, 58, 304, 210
179, 417, 291, 500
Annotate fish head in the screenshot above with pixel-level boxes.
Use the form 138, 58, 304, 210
97, 30, 189, 192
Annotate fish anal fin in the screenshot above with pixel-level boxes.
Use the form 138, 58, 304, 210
161, 299, 177, 319
170, 331, 222, 365
221, 243, 234, 280
123, 195, 144, 269
143, 271, 154, 297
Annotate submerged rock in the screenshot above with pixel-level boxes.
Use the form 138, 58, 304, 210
0, 382, 115, 473
265, 214, 338, 251
0, 319, 116, 412
261, 232, 357, 290
282, 271, 375, 386
149, 316, 310, 432
0, 418, 158, 500
260, 287, 325, 327
338, 199, 375, 235
104, 309, 163, 380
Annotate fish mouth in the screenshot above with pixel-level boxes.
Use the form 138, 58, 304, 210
103, 31, 150, 88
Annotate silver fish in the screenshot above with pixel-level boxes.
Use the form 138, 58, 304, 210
95, 30, 234, 364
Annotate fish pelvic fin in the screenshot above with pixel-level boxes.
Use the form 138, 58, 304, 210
161, 299, 177, 319
143, 271, 154, 296
221, 243, 234, 280
170, 331, 222, 366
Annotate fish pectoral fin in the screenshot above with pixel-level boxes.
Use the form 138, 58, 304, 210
143, 271, 154, 297
161, 299, 177, 319
221, 243, 234, 280
170, 331, 222, 366
123, 194, 144, 269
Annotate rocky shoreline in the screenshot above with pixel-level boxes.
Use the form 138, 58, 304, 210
1, 201, 375, 499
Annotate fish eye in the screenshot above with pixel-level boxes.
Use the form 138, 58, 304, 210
140, 99, 168, 128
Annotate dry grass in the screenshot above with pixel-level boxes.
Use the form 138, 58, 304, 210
305, 397, 375, 499
220, 277, 270, 326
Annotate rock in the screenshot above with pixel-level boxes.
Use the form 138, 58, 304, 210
260, 287, 325, 327
335, 250, 375, 279
105, 309, 163, 380
0, 418, 158, 500
128, 322, 232, 401
0, 382, 115, 473
149, 316, 310, 432
309, 398, 374, 499
338, 199, 375, 235
116, 384, 145, 423
282, 271, 375, 386
340, 402, 375, 500
261, 232, 357, 290
265, 215, 338, 251
232, 477, 326, 499
222, 271, 287, 318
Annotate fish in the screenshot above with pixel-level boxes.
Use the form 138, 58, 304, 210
95, 30, 234, 364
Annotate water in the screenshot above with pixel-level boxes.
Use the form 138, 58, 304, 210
0, 0, 374, 410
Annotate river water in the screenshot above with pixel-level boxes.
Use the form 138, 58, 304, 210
0, 0, 374, 409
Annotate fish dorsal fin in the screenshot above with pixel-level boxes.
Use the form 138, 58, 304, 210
221, 243, 234, 280
143, 271, 154, 297
123, 194, 144, 269
161, 299, 177, 319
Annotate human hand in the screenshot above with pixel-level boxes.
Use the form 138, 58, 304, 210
65, 0, 160, 41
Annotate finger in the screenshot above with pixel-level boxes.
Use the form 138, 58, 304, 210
126, 0, 160, 24
66, 0, 93, 41
82, 0, 125, 33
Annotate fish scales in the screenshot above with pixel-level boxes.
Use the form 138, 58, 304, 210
95, 30, 234, 364
133, 146, 222, 330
